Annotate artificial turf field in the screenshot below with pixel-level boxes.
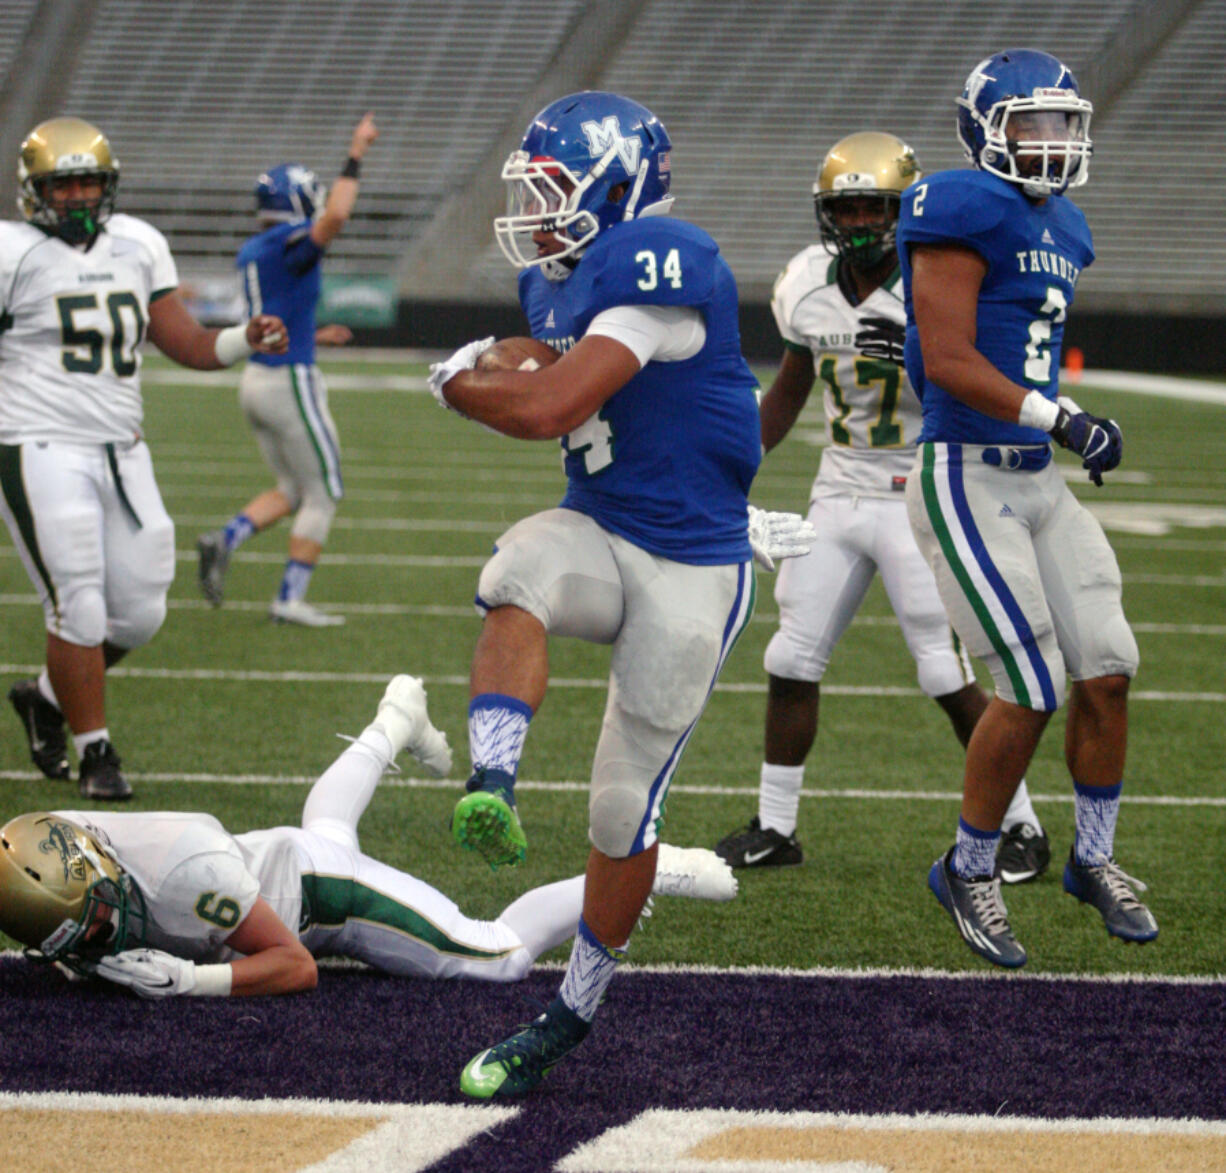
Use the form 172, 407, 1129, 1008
1, 351, 1222, 976
0, 353, 1223, 1172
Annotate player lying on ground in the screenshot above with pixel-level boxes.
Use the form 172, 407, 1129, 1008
0, 676, 736, 997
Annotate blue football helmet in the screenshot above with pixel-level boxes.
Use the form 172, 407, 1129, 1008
494, 91, 674, 280
956, 49, 1092, 197
255, 163, 327, 222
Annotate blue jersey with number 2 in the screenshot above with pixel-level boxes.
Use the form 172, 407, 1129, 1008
518, 217, 761, 565
896, 169, 1094, 445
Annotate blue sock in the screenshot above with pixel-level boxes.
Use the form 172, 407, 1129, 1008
278, 559, 315, 603
1073, 780, 1122, 865
468, 693, 532, 781
951, 816, 1000, 880
223, 513, 257, 552
559, 917, 627, 1023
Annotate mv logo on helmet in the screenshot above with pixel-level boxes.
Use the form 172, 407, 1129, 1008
581, 117, 641, 173
40, 821, 87, 883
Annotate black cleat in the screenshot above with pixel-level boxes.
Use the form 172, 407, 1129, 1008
8, 678, 70, 779
995, 823, 1052, 884
714, 816, 803, 868
196, 530, 230, 607
78, 739, 132, 801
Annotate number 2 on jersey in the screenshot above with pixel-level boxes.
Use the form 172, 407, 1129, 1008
1024, 286, 1068, 383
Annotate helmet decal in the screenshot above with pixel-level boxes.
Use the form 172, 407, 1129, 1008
956, 48, 1093, 197
494, 91, 674, 281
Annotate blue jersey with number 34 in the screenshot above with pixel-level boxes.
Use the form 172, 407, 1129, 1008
518, 217, 761, 565
896, 169, 1095, 445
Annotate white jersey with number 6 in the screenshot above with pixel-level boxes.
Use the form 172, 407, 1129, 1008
0, 214, 178, 444
771, 244, 919, 500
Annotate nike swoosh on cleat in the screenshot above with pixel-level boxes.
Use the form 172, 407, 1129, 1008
742, 848, 776, 864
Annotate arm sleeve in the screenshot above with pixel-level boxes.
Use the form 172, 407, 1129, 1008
585, 303, 706, 365
282, 227, 324, 275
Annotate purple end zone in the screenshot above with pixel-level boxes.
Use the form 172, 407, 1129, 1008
1, 959, 1222, 1171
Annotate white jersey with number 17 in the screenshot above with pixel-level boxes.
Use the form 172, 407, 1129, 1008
771, 244, 920, 500
0, 214, 178, 445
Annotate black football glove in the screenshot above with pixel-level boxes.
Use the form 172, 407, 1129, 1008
854, 316, 906, 364
1050, 407, 1123, 486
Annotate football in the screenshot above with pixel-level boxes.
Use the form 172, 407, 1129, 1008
475, 336, 561, 372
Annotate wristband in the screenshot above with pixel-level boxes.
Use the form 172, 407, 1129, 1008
1017, 389, 1060, 432
341, 156, 361, 179
190, 963, 233, 996
214, 324, 254, 366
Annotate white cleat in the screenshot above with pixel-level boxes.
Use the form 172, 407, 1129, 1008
269, 598, 346, 627
653, 845, 738, 902
371, 675, 452, 776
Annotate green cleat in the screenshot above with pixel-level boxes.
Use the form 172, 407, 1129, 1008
460, 997, 590, 1099
451, 769, 527, 870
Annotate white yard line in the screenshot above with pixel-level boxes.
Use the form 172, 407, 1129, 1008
0, 661, 1220, 702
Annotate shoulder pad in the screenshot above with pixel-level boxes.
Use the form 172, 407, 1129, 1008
584, 218, 717, 311
900, 170, 1011, 247
770, 244, 829, 325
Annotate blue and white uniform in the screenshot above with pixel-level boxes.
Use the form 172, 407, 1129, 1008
898, 169, 1138, 710
478, 215, 761, 856
236, 220, 342, 537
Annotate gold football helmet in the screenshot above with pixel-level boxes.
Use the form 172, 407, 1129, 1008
17, 116, 120, 244
813, 131, 921, 270
0, 812, 133, 969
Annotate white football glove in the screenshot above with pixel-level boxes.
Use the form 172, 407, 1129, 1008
747, 504, 817, 572
93, 948, 198, 998
427, 336, 495, 411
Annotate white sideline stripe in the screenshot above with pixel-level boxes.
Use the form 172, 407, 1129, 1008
1, 768, 1221, 807
143, 368, 430, 392
0, 1091, 514, 1170
1067, 369, 1226, 405
5, 948, 1220, 986
1, 594, 1223, 635
142, 364, 1226, 403
0, 662, 1219, 703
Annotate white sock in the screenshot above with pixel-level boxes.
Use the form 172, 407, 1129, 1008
300, 739, 385, 843
73, 729, 109, 756
37, 670, 60, 710
758, 762, 804, 836
498, 876, 584, 960
1002, 779, 1041, 832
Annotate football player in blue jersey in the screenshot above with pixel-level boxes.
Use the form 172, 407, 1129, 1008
897, 49, 1156, 968
426, 92, 813, 1097
196, 112, 379, 627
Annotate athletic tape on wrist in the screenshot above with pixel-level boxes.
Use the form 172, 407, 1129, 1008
190, 963, 233, 996
214, 324, 253, 366
1018, 389, 1061, 432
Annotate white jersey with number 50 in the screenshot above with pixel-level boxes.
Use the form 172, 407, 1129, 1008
771, 244, 920, 500
0, 214, 178, 445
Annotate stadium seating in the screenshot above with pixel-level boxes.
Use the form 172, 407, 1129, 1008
2, 0, 1221, 313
